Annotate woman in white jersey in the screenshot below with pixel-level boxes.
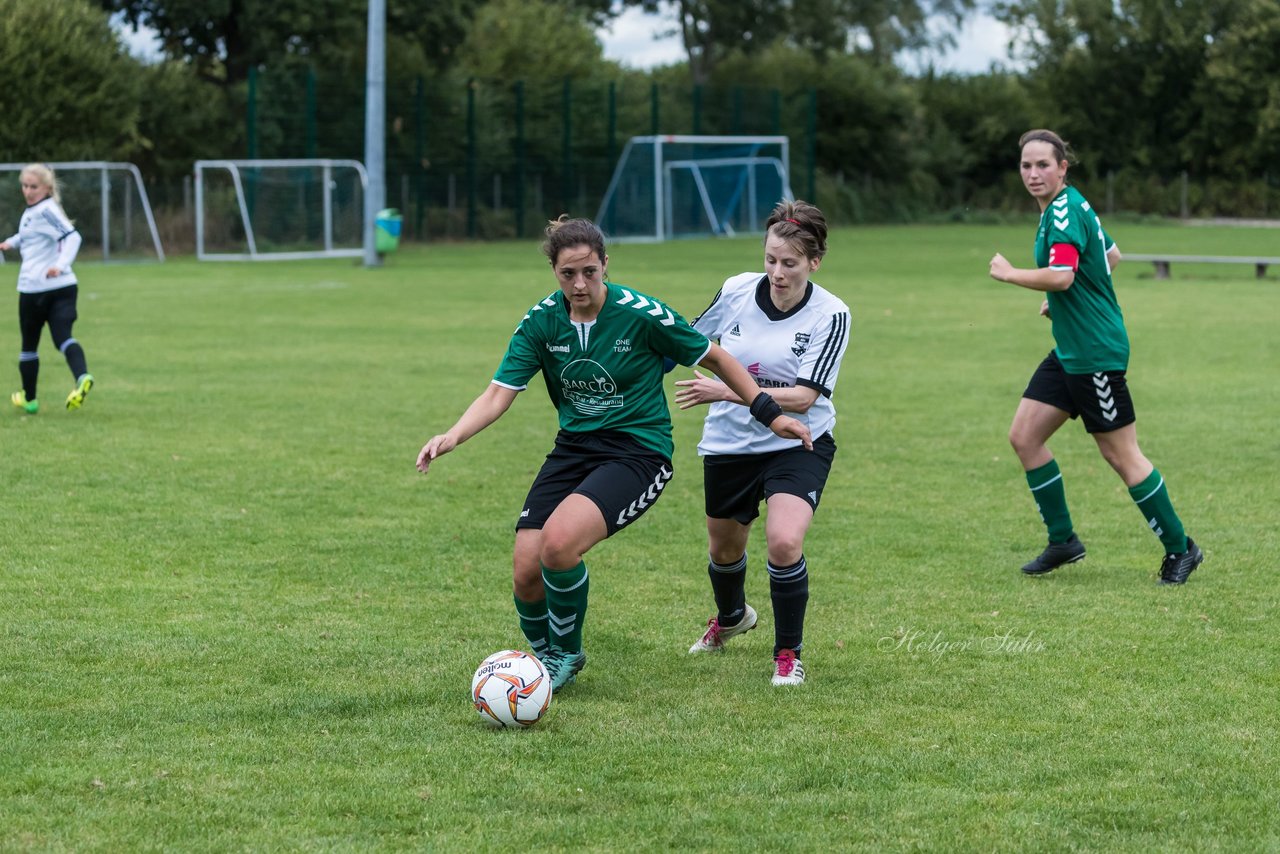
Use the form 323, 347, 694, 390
989, 129, 1202, 585
417, 217, 812, 693
1, 164, 94, 414
676, 200, 850, 685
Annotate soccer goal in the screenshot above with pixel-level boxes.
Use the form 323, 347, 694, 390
0, 161, 165, 262
195, 159, 368, 261
595, 135, 793, 242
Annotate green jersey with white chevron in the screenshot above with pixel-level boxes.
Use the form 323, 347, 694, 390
1037, 185, 1129, 372
493, 281, 711, 458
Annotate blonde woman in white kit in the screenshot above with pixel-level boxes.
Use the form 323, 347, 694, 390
0, 164, 94, 414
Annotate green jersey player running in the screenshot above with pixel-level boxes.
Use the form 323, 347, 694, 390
417, 217, 812, 692
989, 129, 1203, 585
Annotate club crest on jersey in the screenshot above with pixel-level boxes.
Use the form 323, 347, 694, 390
560, 359, 623, 415
791, 332, 811, 357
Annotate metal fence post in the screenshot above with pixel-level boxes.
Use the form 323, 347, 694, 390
305, 67, 318, 159
806, 88, 817, 203
247, 66, 258, 159
514, 80, 526, 237
562, 77, 573, 215
467, 78, 477, 238
415, 75, 425, 240
607, 81, 617, 176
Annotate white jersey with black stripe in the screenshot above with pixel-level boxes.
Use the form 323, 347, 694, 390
5, 198, 80, 293
691, 272, 850, 456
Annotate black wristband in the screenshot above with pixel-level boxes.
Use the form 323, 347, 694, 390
749, 392, 784, 427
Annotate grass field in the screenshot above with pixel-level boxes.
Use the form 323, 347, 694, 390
2, 222, 1278, 851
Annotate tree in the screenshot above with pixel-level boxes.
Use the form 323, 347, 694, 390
102, 0, 628, 89
792, 0, 974, 61
628, 0, 975, 84
102, 0, 480, 88
456, 0, 609, 82
629, 1, 791, 84
991, 0, 1250, 178
0, 0, 142, 161
133, 61, 242, 188
1196, 0, 1280, 178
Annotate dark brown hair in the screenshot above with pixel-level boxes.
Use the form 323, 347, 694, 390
764, 200, 828, 261
542, 215, 607, 267
1019, 129, 1075, 165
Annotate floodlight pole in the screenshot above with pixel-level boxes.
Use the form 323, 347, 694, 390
363, 0, 386, 267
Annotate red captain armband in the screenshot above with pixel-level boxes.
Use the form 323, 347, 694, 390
1048, 243, 1080, 271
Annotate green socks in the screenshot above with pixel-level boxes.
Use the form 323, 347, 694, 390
1129, 469, 1188, 553
542, 560, 589, 654
1027, 461, 1188, 553
1026, 459, 1075, 543
513, 594, 549, 659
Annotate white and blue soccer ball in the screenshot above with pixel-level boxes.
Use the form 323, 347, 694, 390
470, 650, 552, 728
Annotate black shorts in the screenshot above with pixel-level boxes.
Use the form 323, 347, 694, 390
18, 285, 78, 349
1022, 350, 1136, 434
516, 430, 673, 537
703, 433, 837, 525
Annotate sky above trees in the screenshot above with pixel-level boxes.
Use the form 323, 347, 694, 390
112, 6, 1017, 75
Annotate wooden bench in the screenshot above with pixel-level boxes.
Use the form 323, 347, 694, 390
1123, 253, 1280, 279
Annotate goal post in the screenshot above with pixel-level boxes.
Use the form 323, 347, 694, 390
595, 135, 793, 242
195, 159, 368, 261
0, 161, 165, 262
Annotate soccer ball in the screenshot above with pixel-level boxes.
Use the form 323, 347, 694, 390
470, 650, 552, 728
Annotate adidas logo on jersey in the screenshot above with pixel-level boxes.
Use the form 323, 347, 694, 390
728, 323, 742, 336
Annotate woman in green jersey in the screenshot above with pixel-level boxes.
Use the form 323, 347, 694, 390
989, 129, 1203, 585
417, 217, 812, 692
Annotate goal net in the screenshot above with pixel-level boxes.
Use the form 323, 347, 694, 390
195, 159, 367, 261
0, 162, 165, 262
595, 135, 793, 242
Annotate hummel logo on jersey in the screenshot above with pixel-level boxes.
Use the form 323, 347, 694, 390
807, 490, 818, 504
520, 508, 530, 517
615, 288, 676, 326
545, 343, 570, 353
1052, 196, 1069, 232
728, 323, 742, 337
791, 332, 811, 357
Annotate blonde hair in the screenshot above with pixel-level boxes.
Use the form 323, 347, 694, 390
20, 163, 61, 205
